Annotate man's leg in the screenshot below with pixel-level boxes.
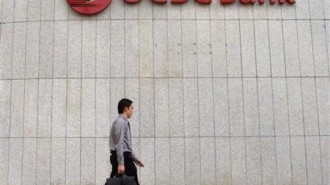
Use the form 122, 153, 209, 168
124, 153, 139, 185
110, 153, 118, 178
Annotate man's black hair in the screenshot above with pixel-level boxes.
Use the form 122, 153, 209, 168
118, 98, 133, 114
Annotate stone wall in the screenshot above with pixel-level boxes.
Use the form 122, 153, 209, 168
0, 0, 329, 184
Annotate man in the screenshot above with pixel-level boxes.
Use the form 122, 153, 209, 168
109, 98, 144, 185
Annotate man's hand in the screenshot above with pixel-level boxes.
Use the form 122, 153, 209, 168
134, 159, 144, 167
118, 165, 125, 174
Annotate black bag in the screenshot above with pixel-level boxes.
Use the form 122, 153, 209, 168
105, 174, 137, 185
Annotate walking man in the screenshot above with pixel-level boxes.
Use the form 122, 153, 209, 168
109, 98, 144, 185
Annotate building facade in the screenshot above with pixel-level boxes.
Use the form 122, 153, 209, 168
0, 0, 329, 184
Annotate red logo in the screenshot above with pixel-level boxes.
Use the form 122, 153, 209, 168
67, 0, 295, 15
67, 0, 111, 15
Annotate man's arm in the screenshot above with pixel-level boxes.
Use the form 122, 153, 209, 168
131, 152, 144, 167
131, 152, 137, 161
114, 123, 126, 166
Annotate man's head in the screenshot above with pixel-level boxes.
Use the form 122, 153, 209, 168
118, 98, 134, 118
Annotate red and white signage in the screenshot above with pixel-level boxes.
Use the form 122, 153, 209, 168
67, 0, 295, 15
67, 0, 111, 15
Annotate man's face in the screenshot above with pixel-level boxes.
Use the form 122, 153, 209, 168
125, 105, 134, 118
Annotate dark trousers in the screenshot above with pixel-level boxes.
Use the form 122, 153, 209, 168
110, 151, 139, 185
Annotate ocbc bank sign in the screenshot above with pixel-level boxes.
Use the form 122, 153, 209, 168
67, 0, 295, 15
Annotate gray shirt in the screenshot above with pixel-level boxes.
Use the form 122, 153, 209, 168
109, 115, 137, 165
